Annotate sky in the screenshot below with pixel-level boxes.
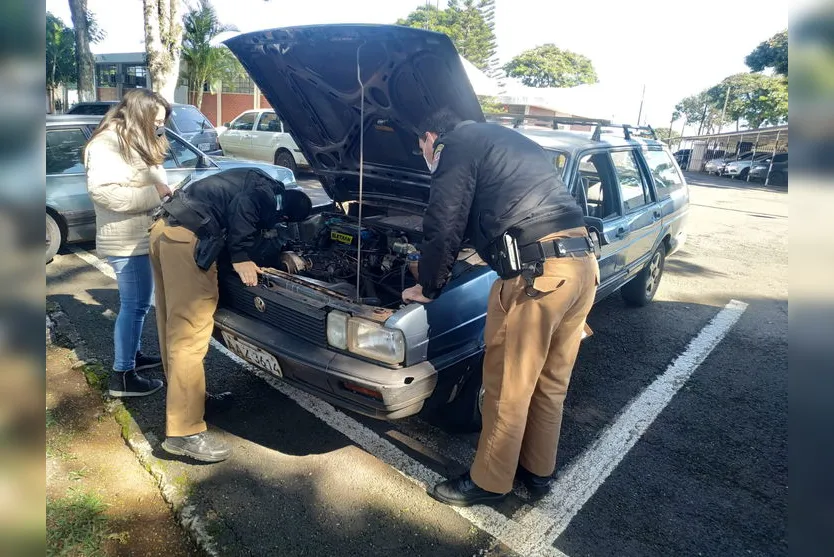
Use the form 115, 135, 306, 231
46, 0, 788, 131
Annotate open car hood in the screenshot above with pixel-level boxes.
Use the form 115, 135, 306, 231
224, 24, 484, 206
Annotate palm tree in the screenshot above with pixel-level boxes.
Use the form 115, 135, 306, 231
181, 0, 240, 110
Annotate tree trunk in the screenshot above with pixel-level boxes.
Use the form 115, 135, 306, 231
143, 0, 183, 102
69, 0, 96, 102
195, 82, 204, 111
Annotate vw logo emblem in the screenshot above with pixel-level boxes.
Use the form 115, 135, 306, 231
254, 297, 266, 313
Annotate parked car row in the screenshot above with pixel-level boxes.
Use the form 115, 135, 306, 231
67, 101, 223, 155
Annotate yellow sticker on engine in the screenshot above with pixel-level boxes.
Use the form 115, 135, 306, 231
331, 231, 354, 244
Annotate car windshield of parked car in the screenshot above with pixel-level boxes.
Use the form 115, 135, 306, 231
68, 103, 112, 115
163, 134, 205, 169
170, 105, 211, 133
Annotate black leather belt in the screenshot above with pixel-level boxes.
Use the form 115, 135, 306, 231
519, 235, 594, 264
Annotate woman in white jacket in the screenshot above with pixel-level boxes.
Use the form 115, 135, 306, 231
84, 89, 172, 397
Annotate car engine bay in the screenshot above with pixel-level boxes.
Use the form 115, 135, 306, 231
248, 211, 432, 308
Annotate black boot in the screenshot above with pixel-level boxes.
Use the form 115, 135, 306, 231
162, 432, 232, 463
107, 370, 163, 398
429, 473, 507, 507
516, 465, 553, 499
134, 351, 163, 372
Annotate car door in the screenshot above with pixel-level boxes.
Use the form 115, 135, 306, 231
570, 150, 630, 298
642, 148, 689, 252
251, 110, 281, 163
46, 125, 96, 242
219, 112, 256, 157
162, 132, 219, 186
610, 148, 661, 280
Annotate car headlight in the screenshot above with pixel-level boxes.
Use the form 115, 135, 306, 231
327, 311, 405, 365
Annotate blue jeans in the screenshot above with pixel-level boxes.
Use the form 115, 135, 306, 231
107, 255, 154, 372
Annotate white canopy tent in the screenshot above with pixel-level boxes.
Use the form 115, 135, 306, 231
459, 56, 501, 97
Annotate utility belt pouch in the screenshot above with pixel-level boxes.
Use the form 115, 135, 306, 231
193, 236, 224, 271
487, 231, 523, 280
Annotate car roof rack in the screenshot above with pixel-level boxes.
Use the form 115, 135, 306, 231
483, 112, 657, 142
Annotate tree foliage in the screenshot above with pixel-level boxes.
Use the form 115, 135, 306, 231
502, 44, 598, 88
181, 0, 240, 110
46, 12, 77, 106
745, 29, 788, 76
653, 127, 681, 142
706, 73, 788, 129
396, 0, 499, 75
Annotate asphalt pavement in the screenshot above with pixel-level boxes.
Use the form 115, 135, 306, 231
46, 172, 787, 556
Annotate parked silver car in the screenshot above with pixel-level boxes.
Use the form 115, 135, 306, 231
46, 114, 326, 263
218, 109, 309, 174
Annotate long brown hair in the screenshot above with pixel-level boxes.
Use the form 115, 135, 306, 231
86, 89, 172, 167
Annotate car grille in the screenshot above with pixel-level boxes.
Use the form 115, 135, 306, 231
218, 274, 328, 346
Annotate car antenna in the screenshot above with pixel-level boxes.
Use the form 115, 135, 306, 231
355, 42, 367, 302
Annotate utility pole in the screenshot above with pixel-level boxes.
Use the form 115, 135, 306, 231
636, 84, 646, 125
717, 86, 731, 135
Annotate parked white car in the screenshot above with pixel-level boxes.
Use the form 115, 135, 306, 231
218, 109, 309, 174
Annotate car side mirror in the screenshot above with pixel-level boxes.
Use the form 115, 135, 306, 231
223, 122, 230, 127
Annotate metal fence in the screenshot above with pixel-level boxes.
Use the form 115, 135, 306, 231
666, 126, 788, 186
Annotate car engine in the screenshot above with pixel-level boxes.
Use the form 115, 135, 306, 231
250, 213, 425, 307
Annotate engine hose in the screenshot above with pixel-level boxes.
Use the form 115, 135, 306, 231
401, 261, 407, 292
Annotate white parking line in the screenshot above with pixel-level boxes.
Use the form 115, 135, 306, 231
65, 246, 745, 556
67, 246, 566, 557
516, 299, 748, 555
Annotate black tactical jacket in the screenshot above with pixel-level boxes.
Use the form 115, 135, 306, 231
418, 121, 584, 298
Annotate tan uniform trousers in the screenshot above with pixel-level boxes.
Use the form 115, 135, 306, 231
148, 219, 219, 438
470, 227, 599, 494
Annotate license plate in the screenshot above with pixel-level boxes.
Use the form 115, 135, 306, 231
198, 142, 212, 151
221, 331, 282, 377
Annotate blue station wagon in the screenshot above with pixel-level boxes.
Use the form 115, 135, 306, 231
210, 24, 689, 431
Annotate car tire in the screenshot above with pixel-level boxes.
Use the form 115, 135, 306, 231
438, 367, 484, 434
46, 212, 63, 264
738, 168, 750, 181
621, 243, 666, 307
274, 149, 297, 175
769, 171, 786, 186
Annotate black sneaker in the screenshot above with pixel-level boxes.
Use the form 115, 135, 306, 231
162, 432, 232, 463
429, 473, 507, 507
108, 370, 164, 398
134, 351, 163, 372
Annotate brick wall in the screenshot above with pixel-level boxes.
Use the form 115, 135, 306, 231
194, 92, 274, 127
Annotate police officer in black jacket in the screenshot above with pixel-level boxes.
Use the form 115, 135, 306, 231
402, 109, 599, 506
150, 167, 310, 463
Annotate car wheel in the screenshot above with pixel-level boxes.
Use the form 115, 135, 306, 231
274, 149, 298, 175
46, 213, 63, 263
621, 243, 666, 307
770, 171, 786, 186
738, 168, 750, 181
441, 368, 484, 433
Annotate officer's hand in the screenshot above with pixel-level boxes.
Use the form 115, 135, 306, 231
402, 284, 432, 304
233, 260, 261, 287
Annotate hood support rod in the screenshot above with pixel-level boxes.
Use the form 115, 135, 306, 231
355, 42, 367, 302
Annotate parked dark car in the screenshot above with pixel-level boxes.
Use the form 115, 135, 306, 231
749, 152, 788, 185
673, 149, 691, 169
209, 24, 690, 431
46, 114, 326, 263
67, 101, 222, 155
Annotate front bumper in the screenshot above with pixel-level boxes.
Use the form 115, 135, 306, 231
213, 307, 438, 420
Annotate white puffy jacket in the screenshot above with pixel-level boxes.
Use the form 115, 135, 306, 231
84, 128, 168, 257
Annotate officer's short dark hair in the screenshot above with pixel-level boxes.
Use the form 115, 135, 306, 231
418, 108, 462, 139
281, 188, 312, 222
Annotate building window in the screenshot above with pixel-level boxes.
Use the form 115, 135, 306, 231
223, 75, 254, 94
96, 64, 117, 88
124, 65, 148, 88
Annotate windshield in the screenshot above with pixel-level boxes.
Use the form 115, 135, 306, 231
170, 105, 211, 133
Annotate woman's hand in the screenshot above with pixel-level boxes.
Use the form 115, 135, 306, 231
155, 181, 172, 199
233, 260, 261, 287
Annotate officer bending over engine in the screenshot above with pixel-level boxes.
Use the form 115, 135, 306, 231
402, 108, 599, 506
150, 167, 311, 463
